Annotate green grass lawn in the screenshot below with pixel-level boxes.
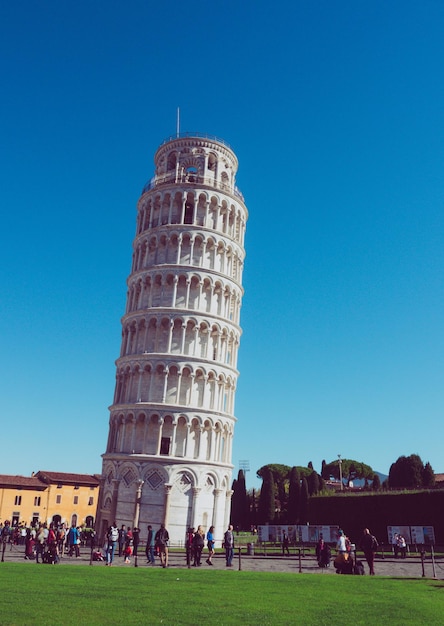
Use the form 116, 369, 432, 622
0, 563, 443, 625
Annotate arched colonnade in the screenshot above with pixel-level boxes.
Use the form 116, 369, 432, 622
120, 315, 239, 365
136, 190, 246, 247
131, 232, 244, 285
114, 361, 236, 414
126, 271, 242, 323
107, 411, 234, 464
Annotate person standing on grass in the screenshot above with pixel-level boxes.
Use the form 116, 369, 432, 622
155, 523, 169, 568
397, 535, 407, 559
56, 523, 66, 558
185, 527, 195, 566
106, 522, 119, 566
282, 531, 290, 556
206, 526, 215, 565
336, 529, 347, 554
124, 527, 133, 563
192, 526, 205, 566
224, 524, 234, 567
132, 527, 140, 560
118, 524, 127, 557
67, 524, 80, 557
146, 525, 155, 565
35, 524, 46, 563
360, 528, 378, 575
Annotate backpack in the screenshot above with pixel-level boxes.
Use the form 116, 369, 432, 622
109, 526, 119, 542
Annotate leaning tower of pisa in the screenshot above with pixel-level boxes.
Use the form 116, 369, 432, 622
97, 133, 248, 543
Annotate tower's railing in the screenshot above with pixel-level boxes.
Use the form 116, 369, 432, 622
159, 132, 233, 150
142, 172, 244, 202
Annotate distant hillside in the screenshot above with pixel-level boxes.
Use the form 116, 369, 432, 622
350, 470, 388, 488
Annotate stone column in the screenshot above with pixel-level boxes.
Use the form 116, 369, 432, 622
163, 484, 173, 527
133, 480, 144, 528
212, 488, 223, 529
191, 487, 201, 529
223, 489, 233, 532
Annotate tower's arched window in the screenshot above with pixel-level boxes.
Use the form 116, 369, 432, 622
208, 153, 217, 172
185, 166, 197, 183
167, 152, 177, 172
221, 171, 229, 189
184, 195, 194, 224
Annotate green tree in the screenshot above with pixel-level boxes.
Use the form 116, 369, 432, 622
422, 462, 435, 488
257, 464, 290, 519
389, 454, 428, 489
287, 467, 300, 523
307, 470, 320, 496
322, 459, 374, 487
230, 470, 249, 529
258, 467, 275, 524
321, 459, 326, 478
372, 473, 381, 491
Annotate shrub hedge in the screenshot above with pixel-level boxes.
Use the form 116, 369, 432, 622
308, 490, 444, 544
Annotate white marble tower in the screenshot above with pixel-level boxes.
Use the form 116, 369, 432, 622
97, 133, 248, 544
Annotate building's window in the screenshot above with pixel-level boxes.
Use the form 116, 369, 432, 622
34, 496, 41, 507
52, 514, 62, 526
56, 495, 62, 504
74, 485, 79, 490
14, 495, 22, 506
88, 497, 94, 506
160, 437, 171, 455
12, 513, 19, 526
57, 484, 63, 489
32, 514, 39, 525
73, 496, 78, 505
184, 202, 193, 224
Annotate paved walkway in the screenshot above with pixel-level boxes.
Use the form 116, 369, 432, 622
2, 544, 443, 579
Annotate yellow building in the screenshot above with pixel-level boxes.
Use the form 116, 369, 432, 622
0, 471, 100, 527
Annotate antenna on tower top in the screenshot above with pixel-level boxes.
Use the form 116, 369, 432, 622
176, 107, 180, 138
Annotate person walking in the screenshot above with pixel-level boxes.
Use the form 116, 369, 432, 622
224, 524, 234, 567
360, 528, 378, 575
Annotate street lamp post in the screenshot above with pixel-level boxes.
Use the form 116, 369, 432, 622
133, 480, 144, 568
338, 455, 343, 491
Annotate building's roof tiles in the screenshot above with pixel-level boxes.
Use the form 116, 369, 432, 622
0, 475, 46, 489
35, 471, 100, 486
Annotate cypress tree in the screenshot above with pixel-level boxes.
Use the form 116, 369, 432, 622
230, 470, 249, 529
307, 470, 320, 496
287, 467, 300, 523
422, 462, 435, 488
258, 467, 275, 524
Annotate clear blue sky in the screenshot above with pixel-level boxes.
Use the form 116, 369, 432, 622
2, 1, 443, 489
